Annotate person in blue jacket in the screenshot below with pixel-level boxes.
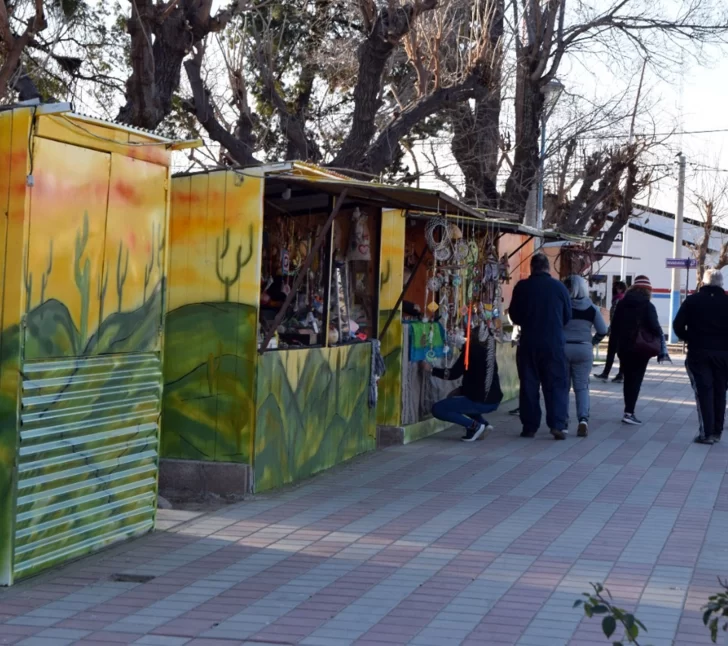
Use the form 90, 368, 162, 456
508, 253, 572, 440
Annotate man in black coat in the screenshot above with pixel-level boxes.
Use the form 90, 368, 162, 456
673, 268, 728, 445
508, 253, 572, 440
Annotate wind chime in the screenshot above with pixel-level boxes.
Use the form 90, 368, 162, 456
421, 214, 507, 371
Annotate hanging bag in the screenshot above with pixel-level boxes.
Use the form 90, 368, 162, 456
632, 308, 661, 358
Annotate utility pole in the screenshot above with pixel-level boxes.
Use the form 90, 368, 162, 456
619, 58, 648, 283
669, 153, 686, 342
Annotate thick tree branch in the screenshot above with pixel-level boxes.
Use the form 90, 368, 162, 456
362, 72, 488, 175
184, 52, 259, 166
118, 0, 246, 130
331, 0, 438, 170
0, 0, 47, 99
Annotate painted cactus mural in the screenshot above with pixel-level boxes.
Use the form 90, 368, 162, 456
162, 170, 263, 464
0, 107, 173, 585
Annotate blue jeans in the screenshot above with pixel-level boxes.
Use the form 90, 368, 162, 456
565, 343, 593, 423
432, 396, 499, 430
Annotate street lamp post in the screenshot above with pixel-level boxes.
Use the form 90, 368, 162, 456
537, 78, 564, 232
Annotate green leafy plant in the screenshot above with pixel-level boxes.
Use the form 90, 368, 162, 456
703, 577, 728, 642
574, 583, 647, 645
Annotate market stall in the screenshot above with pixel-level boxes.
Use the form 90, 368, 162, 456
163, 163, 516, 491
376, 211, 535, 442
0, 103, 191, 585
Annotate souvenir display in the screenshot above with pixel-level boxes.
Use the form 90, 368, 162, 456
259, 208, 376, 350
347, 208, 372, 261
417, 216, 509, 368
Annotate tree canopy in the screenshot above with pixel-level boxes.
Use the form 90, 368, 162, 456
2, 0, 728, 239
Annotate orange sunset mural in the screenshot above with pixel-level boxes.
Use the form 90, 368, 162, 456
0, 106, 174, 585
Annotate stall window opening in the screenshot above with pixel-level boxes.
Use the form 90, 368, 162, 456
258, 189, 380, 351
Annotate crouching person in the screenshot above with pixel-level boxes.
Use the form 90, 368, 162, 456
421, 325, 503, 442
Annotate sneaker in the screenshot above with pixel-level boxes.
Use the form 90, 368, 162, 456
622, 413, 642, 426
520, 430, 536, 438
577, 420, 589, 437
715, 435, 723, 443
612, 374, 624, 383
593, 373, 608, 381
462, 424, 491, 443
509, 408, 520, 416
694, 435, 715, 445
550, 429, 566, 441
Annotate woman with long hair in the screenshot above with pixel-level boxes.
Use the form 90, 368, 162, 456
563, 275, 608, 437
609, 276, 670, 425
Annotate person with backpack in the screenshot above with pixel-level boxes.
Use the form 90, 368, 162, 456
594, 280, 627, 383
563, 275, 608, 437
421, 325, 503, 442
609, 275, 670, 425
673, 268, 728, 445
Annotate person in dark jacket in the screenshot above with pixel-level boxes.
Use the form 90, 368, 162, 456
509, 253, 572, 440
609, 275, 670, 425
422, 326, 503, 442
594, 280, 626, 382
673, 268, 728, 445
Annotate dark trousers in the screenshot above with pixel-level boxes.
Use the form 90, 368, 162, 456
619, 352, 650, 414
685, 349, 728, 439
602, 334, 622, 377
432, 397, 499, 430
517, 346, 569, 432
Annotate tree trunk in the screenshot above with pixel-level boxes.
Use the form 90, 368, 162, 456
696, 202, 713, 288
504, 58, 542, 217
332, 0, 437, 172
118, 0, 237, 130
450, 0, 503, 208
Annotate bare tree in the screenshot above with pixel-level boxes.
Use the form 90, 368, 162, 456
0, 0, 46, 99
0, 1, 118, 108
499, 0, 728, 215
690, 170, 728, 285
117, 0, 251, 130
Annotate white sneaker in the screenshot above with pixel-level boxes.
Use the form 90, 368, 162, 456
577, 420, 589, 437
462, 424, 492, 442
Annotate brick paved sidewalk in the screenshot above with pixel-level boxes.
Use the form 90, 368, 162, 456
2, 360, 726, 646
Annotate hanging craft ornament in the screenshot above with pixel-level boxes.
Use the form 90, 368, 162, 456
426, 324, 437, 363
453, 239, 470, 263
425, 218, 452, 262
448, 223, 463, 240
467, 240, 479, 264
347, 208, 372, 261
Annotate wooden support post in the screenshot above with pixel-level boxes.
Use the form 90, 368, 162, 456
260, 189, 349, 352
379, 246, 429, 341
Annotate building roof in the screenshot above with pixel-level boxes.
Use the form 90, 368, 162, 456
606, 204, 728, 255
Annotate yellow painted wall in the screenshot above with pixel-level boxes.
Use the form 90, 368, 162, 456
0, 107, 32, 585
377, 209, 405, 427
162, 170, 264, 463
0, 108, 174, 585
